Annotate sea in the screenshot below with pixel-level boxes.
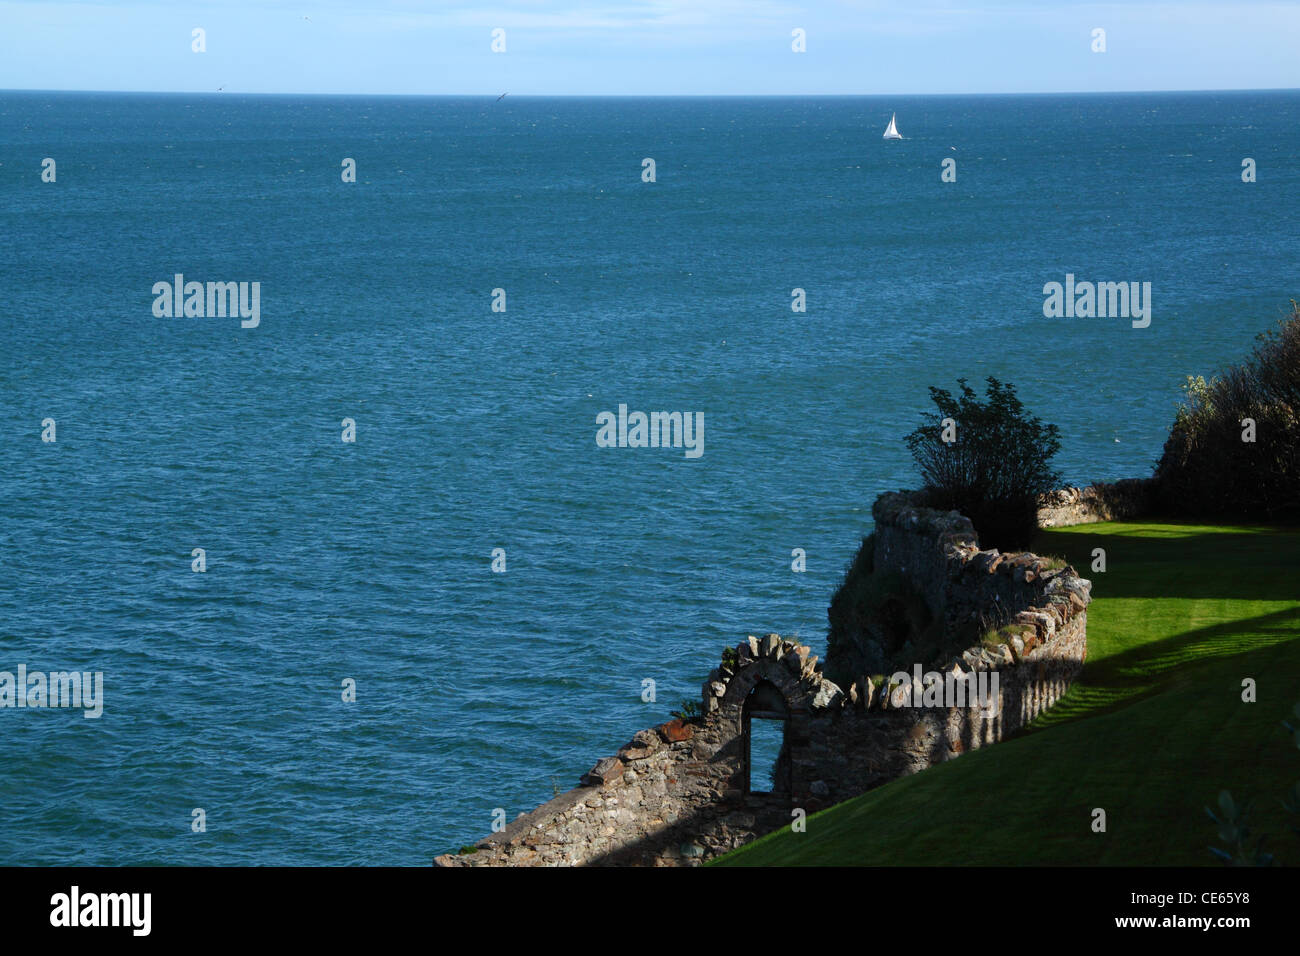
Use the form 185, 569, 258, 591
1, 90, 1296, 864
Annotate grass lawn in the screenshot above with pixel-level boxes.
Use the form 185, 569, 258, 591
713, 521, 1300, 866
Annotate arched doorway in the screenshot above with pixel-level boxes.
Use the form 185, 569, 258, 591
743, 679, 790, 795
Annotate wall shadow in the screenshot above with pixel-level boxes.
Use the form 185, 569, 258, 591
1032, 524, 1300, 602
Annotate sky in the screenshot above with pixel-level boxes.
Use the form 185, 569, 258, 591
0, 0, 1296, 96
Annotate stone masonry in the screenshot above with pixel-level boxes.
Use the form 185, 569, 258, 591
435, 492, 1094, 867
1036, 479, 1155, 527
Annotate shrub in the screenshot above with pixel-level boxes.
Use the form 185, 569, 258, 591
1205, 791, 1272, 866
1205, 701, 1300, 866
904, 377, 1062, 551
671, 699, 701, 723
1155, 302, 1300, 521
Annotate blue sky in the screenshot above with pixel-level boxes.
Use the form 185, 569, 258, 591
0, 1, 1296, 95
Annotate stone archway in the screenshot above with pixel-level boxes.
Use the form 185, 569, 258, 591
702, 634, 846, 804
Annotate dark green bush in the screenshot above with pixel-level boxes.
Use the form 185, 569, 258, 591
671, 699, 701, 723
1205, 701, 1300, 866
1155, 303, 1300, 521
904, 377, 1062, 551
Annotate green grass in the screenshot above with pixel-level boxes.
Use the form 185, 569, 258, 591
713, 521, 1300, 866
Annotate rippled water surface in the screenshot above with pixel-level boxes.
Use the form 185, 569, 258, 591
1, 91, 1297, 863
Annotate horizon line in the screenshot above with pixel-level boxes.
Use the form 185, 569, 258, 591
4, 86, 1299, 99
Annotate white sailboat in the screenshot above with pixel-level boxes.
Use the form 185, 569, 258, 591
883, 112, 903, 140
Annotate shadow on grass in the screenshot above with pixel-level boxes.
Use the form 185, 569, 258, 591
1029, 604, 1300, 730
713, 633, 1300, 866
1032, 523, 1300, 602
580, 605, 1300, 867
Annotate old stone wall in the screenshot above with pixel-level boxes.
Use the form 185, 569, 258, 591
433, 644, 847, 867
435, 493, 1094, 868
834, 491, 1091, 677
1036, 478, 1155, 527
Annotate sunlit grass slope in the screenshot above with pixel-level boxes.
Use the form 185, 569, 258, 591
714, 522, 1300, 866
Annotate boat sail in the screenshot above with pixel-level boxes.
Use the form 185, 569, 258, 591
883, 112, 902, 140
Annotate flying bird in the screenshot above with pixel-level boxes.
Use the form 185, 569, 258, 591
496, 92, 508, 102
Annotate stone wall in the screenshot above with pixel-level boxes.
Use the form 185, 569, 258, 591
1036, 478, 1155, 527
435, 494, 1093, 868
832, 491, 1092, 679
433, 645, 847, 867
874, 490, 1094, 639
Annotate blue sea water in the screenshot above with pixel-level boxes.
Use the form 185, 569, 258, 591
0, 91, 1297, 865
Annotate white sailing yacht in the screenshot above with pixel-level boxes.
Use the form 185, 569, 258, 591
883, 112, 903, 140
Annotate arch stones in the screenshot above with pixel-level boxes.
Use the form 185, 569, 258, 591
708, 634, 845, 724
